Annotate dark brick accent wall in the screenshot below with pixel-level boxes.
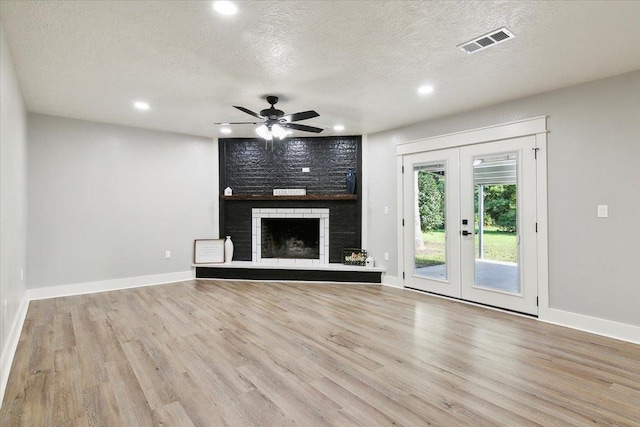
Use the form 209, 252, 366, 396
219, 136, 362, 262
222, 137, 359, 194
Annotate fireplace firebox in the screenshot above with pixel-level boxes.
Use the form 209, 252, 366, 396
261, 218, 320, 259
252, 208, 329, 264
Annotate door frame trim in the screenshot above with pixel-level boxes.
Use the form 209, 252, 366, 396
396, 116, 548, 155
396, 155, 404, 286
396, 116, 549, 315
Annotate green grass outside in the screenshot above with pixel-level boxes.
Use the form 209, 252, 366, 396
415, 227, 517, 268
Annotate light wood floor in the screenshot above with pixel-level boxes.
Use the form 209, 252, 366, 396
2, 280, 639, 426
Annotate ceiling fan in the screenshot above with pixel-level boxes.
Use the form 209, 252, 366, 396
215, 96, 323, 140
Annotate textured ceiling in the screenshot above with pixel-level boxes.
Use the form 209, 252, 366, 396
1, 1, 639, 139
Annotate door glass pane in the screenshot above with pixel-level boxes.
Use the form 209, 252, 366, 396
414, 163, 447, 280
473, 154, 519, 293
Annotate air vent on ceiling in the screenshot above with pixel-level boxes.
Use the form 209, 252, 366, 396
458, 27, 515, 54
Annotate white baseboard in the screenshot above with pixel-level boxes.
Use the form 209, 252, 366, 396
26, 270, 195, 301
382, 275, 402, 288
540, 307, 640, 345
1, 296, 29, 407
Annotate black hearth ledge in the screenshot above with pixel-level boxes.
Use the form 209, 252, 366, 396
194, 261, 384, 283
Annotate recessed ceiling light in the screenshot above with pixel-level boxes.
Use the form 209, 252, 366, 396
133, 101, 150, 110
333, 124, 345, 131
213, 1, 237, 15
418, 85, 434, 95
220, 127, 232, 134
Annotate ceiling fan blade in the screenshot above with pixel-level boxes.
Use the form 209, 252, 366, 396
213, 121, 260, 125
283, 123, 324, 133
282, 110, 319, 122
233, 106, 263, 119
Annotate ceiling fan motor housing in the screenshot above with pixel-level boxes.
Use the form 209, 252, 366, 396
261, 96, 284, 122
260, 108, 285, 121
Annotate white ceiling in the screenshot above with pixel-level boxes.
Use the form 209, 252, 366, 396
1, 1, 639, 139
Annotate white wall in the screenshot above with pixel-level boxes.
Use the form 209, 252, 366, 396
0, 23, 28, 394
367, 70, 640, 327
27, 114, 217, 289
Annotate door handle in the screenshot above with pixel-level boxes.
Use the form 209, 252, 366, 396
461, 230, 473, 236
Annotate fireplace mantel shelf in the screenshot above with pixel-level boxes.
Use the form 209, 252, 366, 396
221, 194, 357, 201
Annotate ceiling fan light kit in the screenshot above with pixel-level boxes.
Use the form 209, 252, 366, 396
216, 96, 323, 141
255, 123, 287, 141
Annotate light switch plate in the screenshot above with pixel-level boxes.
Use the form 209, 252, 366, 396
302, 167, 310, 173
597, 205, 608, 218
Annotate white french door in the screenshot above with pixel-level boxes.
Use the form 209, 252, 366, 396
403, 148, 461, 298
403, 136, 539, 315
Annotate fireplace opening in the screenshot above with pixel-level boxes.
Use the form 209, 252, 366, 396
261, 218, 320, 259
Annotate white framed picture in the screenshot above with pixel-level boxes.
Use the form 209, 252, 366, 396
193, 239, 225, 264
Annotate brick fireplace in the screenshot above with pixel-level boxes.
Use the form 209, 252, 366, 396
219, 136, 362, 263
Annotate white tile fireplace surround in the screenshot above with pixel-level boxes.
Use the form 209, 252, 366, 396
252, 208, 329, 264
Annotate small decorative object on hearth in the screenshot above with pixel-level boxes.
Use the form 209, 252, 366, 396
224, 236, 234, 263
343, 248, 367, 266
365, 256, 375, 268
224, 187, 233, 196
346, 168, 356, 194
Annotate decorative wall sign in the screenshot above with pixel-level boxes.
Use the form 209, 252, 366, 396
194, 239, 225, 264
343, 248, 367, 266
273, 188, 307, 196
